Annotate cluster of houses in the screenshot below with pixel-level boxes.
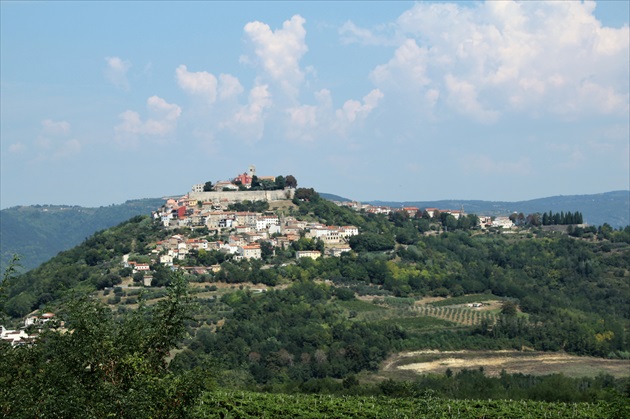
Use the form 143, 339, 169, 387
1, 312, 57, 347
125, 195, 361, 283
332, 201, 514, 229
145, 216, 358, 265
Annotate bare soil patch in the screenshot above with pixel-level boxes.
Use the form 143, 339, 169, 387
384, 350, 630, 379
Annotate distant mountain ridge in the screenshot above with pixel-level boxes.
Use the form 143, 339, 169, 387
322, 191, 629, 229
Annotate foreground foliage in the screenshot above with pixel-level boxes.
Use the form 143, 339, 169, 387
0, 272, 210, 418
192, 390, 628, 419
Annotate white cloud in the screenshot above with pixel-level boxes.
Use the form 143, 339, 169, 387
115, 96, 181, 146
444, 74, 499, 124
285, 89, 334, 142
339, 21, 401, 46
243, 15, 308, 99
365, 1, 629, 122
336, 89, 384, 123
176, 65, 218, 102
104, 56, 131, 90
371, 39, 431, 89
221, 84, 272, 141
218, 73, 244, 101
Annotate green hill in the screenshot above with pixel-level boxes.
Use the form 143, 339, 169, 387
0, 198, 165, 273
2, 191, 629, 416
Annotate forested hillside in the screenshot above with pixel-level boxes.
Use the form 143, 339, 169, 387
0, 198, 165, 273
2, 191, 629, 416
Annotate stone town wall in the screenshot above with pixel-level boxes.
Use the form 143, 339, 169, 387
189, 188, 294, 203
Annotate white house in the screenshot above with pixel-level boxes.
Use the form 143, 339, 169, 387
492, 217, 514, 229
296, 250, 321, 260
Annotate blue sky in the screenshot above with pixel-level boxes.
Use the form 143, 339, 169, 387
1, 1, 628, 208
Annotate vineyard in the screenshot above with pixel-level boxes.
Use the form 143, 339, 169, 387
192, 391, 625, 418
353, 298, 498, 328
411, 305, 497, 327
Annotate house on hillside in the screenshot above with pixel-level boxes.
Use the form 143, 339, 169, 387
296, 250, 321, 260
238, 245, 262, 260
492, 217, 515, 229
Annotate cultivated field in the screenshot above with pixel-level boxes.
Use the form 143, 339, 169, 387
382, 350, 630, 379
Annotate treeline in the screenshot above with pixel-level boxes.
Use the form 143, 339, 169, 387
542, 210, 584, 225
227, 200, 270, 213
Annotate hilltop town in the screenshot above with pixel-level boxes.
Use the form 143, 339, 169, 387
149, 167, 355, 265
133, 167, 527, 286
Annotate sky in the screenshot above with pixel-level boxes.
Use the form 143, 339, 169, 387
1, 1, 629, 208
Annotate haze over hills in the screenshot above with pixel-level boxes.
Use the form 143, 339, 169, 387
0, 198, 165, 273
1, 191, 628, 274
322, 190, 630, 230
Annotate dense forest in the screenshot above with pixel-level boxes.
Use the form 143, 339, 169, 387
1, 191, 629, 416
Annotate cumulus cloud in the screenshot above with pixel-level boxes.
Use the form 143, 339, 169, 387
444, 74, 499, 124
115, 96, 181, 146
371, 39, 431, 89
218, 74, 244, 101
104, 56, 131, 90
361, 1, 629, 122
176, 65, 244, 104
176, 65, 218, 102
285, 89, 334, 142
221, 84, 272, 141
243, 15, 308, 99
336, 89, 384, 123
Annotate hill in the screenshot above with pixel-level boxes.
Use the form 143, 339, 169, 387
1, 191, 629, 415
0, 198, 165, 273
3, 191, 626, 274
366, 190, 629, 228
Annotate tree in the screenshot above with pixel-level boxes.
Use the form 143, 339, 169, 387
285, 175, 297, 188
274, 175, 286, 190
251, 175, 261, 189
294, 188, 319, 202
203, 181, 214, 192
0, 254, 21, 321
501, 300, 518, 317
259, 240, 275, 260
0, 270, 210, 418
